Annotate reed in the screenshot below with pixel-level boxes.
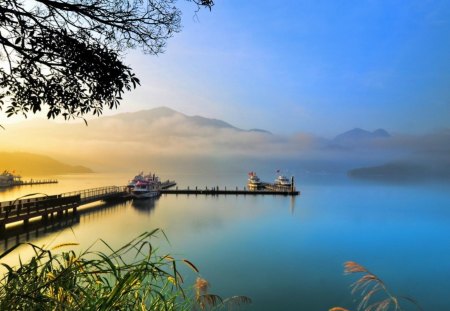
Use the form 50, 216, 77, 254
331, 261, 423, 311
0, 229, 251, 310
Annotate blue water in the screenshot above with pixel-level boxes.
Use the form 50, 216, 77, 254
1, 173, 449, 310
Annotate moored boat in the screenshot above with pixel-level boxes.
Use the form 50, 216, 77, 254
247, 172, 262, 190
274, 175, 291, 186
131, 180, 160, 199
127, 172, 146, 189
127, 172, 176, 190
0, 171, 23, 187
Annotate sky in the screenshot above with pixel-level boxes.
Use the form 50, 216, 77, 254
2, 0, 450, 137
116, 0, 450, 136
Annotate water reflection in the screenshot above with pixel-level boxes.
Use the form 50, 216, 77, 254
290, 196, 296, 215
0, 200, 131, 252
1, 173, 450, 310
131, 197, 159, 214
0, 213, 80, 251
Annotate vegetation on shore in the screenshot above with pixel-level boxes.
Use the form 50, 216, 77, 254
331, 261, 422, 311
0, 229, 250, 310
0, 229, 424, 310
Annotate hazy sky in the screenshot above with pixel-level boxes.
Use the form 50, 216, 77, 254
2, 0, 450, 137
117, 0, 450, 136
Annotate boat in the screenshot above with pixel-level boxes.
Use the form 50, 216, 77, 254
0, 171, 23, 187
127, 172, 176, 190
274, 172, 292, 187
247, 172, 262, 190
131, 180, 160, 199
127, 172, 146, 189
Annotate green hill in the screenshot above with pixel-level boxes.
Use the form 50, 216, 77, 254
0, 152, 93, 176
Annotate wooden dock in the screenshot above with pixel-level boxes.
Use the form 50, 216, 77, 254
160, 186, 299, 196
0, 186, 129, 232
21, 179, 58, 186
1, 178, 59, 188
0, 183, 299, 233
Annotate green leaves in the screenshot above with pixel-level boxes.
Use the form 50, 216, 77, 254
0, 0, 209, 120
0, 230, 183, 310
0, 229, 251, 310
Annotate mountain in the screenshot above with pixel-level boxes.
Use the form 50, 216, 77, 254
0, 152, 93, 176
2, 107, 447, 180
346, 129, 450, 182
95, 107, 246, 131
333, 128, 390, 142
0, 107, 278, 170
372, 129, 390, 138
348, 160, 450, 181
329, 128, 391, 149
248, 129, 272, 134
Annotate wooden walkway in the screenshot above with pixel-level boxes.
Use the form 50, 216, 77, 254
0, 183, 299, 233
0, 186, 128, 232
20, 179, 58, 186
160, 187, 299, 196
1, 179, 58, 188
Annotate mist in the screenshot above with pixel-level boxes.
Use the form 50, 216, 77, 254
0, 107, 449, 181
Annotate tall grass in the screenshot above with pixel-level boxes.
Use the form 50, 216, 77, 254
331, 261, 423, 311
0, 229, 251, 310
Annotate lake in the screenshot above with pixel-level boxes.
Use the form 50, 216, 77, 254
1, 170, 449, 310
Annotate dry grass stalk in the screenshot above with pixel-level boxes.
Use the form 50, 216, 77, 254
194, 277, 251, 310
223, 295, 253, 311
342, 261, 423, 311
195, 277, 210, 296
0, 230, 251, 310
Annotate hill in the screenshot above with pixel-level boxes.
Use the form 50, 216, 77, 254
332, 128, 390, 146
348, 160, 450, 181
0, 152, 93, 176
89, 106, 264, 133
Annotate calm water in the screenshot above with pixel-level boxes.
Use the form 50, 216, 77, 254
1, 172, 450, 310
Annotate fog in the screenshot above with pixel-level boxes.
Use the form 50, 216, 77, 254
0, 108, 449, 180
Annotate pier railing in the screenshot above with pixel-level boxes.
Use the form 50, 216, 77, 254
21, 179, 58, 186
60, 186, 128, 204
0, 186, 129, 231
0, 194, 80, 229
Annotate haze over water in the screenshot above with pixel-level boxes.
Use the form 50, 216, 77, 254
1, 168, 449, 310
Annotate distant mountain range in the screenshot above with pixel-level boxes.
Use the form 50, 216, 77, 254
1, 106, 448, 181
94, 107, 272, 134
106, 107, 238, 129
0, 152, 93, 176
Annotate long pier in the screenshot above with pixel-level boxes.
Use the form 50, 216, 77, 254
0, 179, 58, 188
0, 186, 128, 232
160, 186, 299, 196
20, 179, 58, 186
0, 183, 299, 233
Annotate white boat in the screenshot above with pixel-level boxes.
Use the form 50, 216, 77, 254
127, 172, 146, 188
127, 171, 175, 198
247, 172, 262, 190
0, 171, 23, 187
131, 180, 160, 199
274, 173, 291, 186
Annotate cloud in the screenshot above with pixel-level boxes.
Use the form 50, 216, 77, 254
1, 108, 448, 178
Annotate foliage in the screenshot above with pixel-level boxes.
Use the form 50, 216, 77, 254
0, 229, 250, 310
331, 261, 423, 311
0, 0, 214, 120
